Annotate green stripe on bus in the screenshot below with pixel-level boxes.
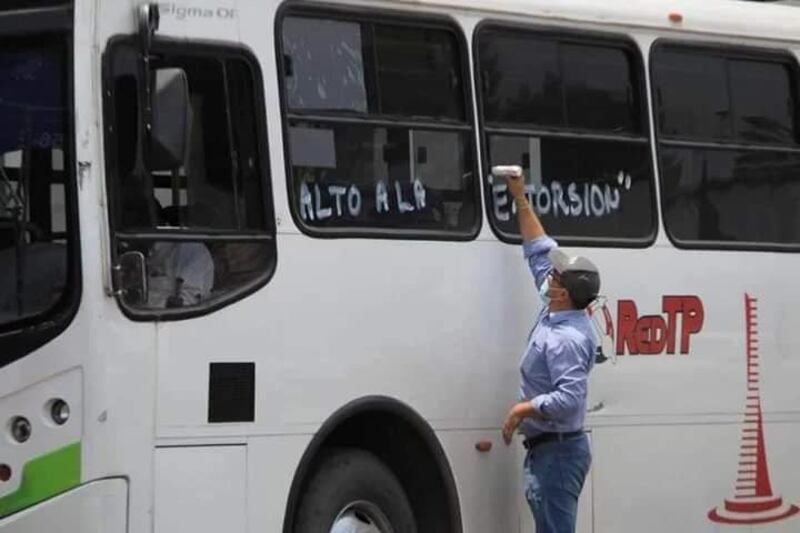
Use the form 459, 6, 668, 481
0, 442, 81, 517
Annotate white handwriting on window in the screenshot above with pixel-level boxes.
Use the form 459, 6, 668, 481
299, 179, 427, 221
492, 172, 632, 222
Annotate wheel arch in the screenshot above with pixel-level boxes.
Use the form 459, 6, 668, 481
282, 395, 463, 533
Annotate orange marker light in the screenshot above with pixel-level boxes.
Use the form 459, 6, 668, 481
475, 440, 493, 452
668, 12, 683, 24
0, 464, 11, 482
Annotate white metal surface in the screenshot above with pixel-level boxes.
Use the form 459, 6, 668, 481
154, 446, 247, 533
0, 479, 127, 533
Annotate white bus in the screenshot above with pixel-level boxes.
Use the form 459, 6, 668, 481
1, 0, 799, 531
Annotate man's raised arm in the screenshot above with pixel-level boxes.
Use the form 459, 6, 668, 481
503, 169, 555, 289
505, 170, 545, 241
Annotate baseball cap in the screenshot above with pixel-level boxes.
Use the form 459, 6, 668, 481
548, 248, 601, 307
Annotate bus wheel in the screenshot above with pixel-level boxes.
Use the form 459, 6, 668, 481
295, 448, 417, 533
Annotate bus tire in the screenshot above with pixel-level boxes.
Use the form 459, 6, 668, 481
295, 448, 418, 533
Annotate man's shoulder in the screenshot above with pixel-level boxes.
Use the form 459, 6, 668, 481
551, 319, 595, 350
522, 235, 558, 258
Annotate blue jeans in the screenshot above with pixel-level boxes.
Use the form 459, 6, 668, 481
523, 434, 591, 533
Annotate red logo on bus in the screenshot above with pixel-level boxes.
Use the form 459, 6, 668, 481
615, 296, 704, 356
708, 294, 799, 525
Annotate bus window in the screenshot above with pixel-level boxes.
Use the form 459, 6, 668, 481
561, 44, 638, 133
104, 41, 275, 316
0, 37, 76, 344
652, 44, 800, 249
654, 51, 730, 140
476, 26, 655, 245
279, 11, 479, 238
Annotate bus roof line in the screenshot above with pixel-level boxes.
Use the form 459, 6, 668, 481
385, 0, 800, 45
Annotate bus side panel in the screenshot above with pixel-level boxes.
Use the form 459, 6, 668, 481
154, 446, 247, 533
436, 430, 519, 533
246, 435, 314, 533
592, 422, 800, 533
0, 479, 127, 533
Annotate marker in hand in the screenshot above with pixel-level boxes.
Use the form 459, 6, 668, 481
493, 165, 526, 201
491, 165, 523, 180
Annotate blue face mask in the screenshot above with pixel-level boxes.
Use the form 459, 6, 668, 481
538, 277, 551, 306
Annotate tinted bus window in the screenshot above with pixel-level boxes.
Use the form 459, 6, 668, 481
0, 33, 79, 369
562, 44, 637, 132
0, 39, 74, 328
654, 51, 730, 139
105, 41, 275, 315
653, 44, 800, 249
476, 26, 654, 245
730, 60, 795, 145
280, 12, 478, 238
479, 35, 562, 126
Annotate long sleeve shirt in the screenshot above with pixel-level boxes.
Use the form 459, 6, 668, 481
518, 236, 596, 438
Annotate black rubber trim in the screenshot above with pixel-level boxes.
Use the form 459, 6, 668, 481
282, 395, 462, 533
649, 38, 800, 253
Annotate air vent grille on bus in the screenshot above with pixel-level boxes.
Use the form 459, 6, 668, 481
208, 362, 255, 423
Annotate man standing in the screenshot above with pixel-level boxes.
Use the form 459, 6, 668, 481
500, 168, 600, 533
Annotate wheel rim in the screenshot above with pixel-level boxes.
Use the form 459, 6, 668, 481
331, 500, 395, 533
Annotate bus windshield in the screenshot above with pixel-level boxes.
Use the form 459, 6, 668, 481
0, 39, 72, 328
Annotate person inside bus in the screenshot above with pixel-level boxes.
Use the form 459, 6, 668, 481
499, 168, 600, 533
119, 181, 214, 309
145, 201, 214, 309
146, 240, 213, 308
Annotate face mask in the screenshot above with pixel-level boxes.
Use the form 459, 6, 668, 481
538, 277, 551, 306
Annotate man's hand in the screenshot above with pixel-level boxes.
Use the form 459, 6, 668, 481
504, 169, 545, 240
504, 170, 526, 200
502, 401, 542, 445
502, 408, 521, 445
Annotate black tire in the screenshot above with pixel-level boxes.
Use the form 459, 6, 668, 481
295, 448, 418, 533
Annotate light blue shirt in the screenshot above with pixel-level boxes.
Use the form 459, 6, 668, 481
518, 236, 596, 438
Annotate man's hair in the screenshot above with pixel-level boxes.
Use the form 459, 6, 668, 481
573, 297, 593, 310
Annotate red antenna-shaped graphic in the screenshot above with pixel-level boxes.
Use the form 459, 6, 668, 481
708, 294, 799, 525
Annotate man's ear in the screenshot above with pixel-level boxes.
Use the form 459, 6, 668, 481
554, 286, 571, 304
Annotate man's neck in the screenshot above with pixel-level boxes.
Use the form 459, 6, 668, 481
550, 302, 576, 313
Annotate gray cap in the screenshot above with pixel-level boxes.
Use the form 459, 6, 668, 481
547, 248, 601, 307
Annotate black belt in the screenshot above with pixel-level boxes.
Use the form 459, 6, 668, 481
523, 430, 584, 450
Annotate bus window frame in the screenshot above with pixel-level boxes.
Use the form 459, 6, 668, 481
650, 38, 800, 253
0, 23, 82, 369
274, 2, 482, 241
101, 36, 277, 322
473, 20, 658, 248
0, 4, 72, 35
